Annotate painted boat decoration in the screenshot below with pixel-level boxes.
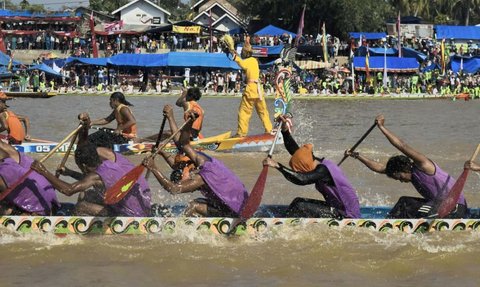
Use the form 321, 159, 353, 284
1, 206, 480, 236
114, 132, 283, 154
5, 92, 57, 98
12, 131, 283, 154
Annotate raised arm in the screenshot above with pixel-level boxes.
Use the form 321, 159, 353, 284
375, 114, 434, 174
175, 88, 188, 109
345, 149, 387, 174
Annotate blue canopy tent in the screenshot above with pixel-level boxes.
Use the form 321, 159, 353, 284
450, 56, 480, 74
356, 46, 396, 56
254, 25, 296, 37
107, 53, 168, 68
27, 63, 64, 78
400, 47, 428, 62
353, 56, 419, 73
435, 25, 480, 40
422, 62, 441, 72
65, 57, 108, 67
349, 32, 387, 40
167, 52, 240, 69
355, 46, 427, 62
0, 51, 23, 67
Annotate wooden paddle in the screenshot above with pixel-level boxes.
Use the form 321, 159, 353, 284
55, 130, 79, 178
0, 124, 83, 201
104, 118, 192, 205
437, 144, 480, 218
239, 125, 283, 219
145, 115, 167, 179
338, 122, 377, 166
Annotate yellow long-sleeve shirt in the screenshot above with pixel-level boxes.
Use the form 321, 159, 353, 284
234, 55, 260, 99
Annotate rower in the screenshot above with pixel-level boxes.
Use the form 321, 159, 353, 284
31, 121, 151, 217
175, 87, 204, 141
88, 92, 137, 149
263, 115, 361, 219
0, 141, 60, 215
344, 114, 467, 219
142, 110, 248, 217
0, 92, 31, 144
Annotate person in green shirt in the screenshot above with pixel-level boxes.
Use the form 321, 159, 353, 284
32, 71, 40, 92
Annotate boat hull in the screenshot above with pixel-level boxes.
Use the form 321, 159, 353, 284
1, 206, 479, 235
5, 92, 57, 98
1, 215, 480, 235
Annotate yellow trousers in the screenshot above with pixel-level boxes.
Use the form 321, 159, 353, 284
237, 96, 272, 136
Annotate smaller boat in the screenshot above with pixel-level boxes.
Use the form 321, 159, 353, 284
5, 92, 57, 98
115, 132, 283, 154
14, 131, 283, 154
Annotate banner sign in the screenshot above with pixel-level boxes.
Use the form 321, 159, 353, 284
173, 25, 201, 34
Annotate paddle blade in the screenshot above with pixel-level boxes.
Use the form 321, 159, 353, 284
437, 169, 469, 218
240, 166, 269, 219
104, 165, 145, 205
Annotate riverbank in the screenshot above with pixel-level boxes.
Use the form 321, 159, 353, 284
57, 91, 469, 101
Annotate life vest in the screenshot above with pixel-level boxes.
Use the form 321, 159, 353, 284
114, 104, 137, 138
184, 101, 204, 133
3, 110, 24, 142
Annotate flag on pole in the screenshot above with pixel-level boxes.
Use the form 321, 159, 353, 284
441, 38, 446, 75
294, 4, 306, 47
89, 12, 98, 58
397, 11, 402, 57
383, 45, 388, 88
209, 9, 213, 53
0, 26, 6, 53
365, 45, 370, 79
7, 52, 13, 72
322, 22, 328, 63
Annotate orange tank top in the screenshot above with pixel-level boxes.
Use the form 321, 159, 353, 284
114, 104, 137, 138
184, 101, 204, 132
4, 110, 24, 142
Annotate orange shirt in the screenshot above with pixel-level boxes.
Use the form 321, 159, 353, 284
114, 104, 137, 138
184, 101, 204, 132
3, 110, 24, 142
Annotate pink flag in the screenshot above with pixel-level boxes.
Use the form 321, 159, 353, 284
397, 11, 402, 57
90, 12, 98, 58
294, 5, 306, 47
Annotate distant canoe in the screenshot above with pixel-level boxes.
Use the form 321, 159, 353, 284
5, 92, 57, 98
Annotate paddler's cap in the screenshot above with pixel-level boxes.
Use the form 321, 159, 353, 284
110, 91, 133, 106
241, 35, 253, 57
289, 144, 316, 172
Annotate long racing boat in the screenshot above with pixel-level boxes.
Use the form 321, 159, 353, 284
2, 205, 480, 236
12, 132, 283, 154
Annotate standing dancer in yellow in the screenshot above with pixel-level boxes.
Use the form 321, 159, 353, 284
223, 35, 272, 137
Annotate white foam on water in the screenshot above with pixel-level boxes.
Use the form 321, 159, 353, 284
0, 229, 84, 248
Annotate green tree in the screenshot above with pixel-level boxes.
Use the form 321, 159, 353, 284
19, 0, 29, 10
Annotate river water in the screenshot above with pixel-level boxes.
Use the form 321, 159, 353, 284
1, 95, 480, 286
